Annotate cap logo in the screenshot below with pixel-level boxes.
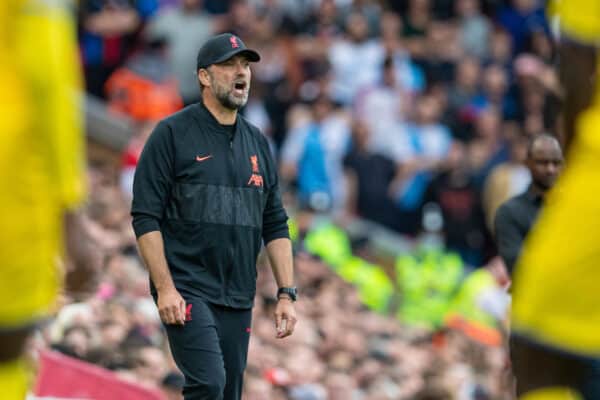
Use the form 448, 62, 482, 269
230, 36, 239, 48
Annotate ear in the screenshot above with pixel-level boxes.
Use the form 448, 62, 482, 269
198, 68, 211, 88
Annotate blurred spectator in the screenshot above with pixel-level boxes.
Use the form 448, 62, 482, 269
121, 121, 156, 197
511, 53, 561, 133
203, 0, 233, 15
471, 63, 516, 120
525, 28, 554, 64
379, 11, 426, 97
325, 372, 360, 400
402, 0, 432, 39
343, 119, 399, 230
423, 142, 495, 266
339, 0, 382, 38
105, 36, 183, 121
456, 0, 490, 59
496, 0, 548, 55
161, 371, 185, 400
415, 22, 460, 84
131, 345, 168, 388
468, 107, 510, 187
145, 0, 219, 104
355, 56, 411, 149
494, 134, 563, 274
289, 383, 327, 400
447, 57, 481, 141
99, 318, 129, 351
301, 0, 343, 38
227, 0, 257, 38
243, 87, 276, 151
246, 12, 300, 148
390, 94, 453, 235
281, 95, 351, 212
52, 325, 92, 360
328, 12, 384, 105
79, 0, 158, 98
485, 28, 513, 70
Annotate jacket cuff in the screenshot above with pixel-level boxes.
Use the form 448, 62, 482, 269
263, 227, 290, 245
132, 214, 161, 238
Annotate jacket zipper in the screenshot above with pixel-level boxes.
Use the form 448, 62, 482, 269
225, 135, 237, 306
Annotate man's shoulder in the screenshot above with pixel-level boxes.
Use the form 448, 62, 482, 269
496, 192, 528, 218
164, 103, 198, 120
145, 105, 199, 145
160, 104, 199, 128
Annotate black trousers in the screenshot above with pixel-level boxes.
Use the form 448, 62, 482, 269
161, 295, 252, 400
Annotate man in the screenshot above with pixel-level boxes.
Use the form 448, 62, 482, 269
0, 1, 87, 398
508, 0, 600, 398
494, 134, 563, 276
131, 33, 297, 400
145, 0, 219, 105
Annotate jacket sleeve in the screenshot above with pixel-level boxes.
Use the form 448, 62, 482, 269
260, 136, 290, 244
131, 121, 175, 238
493, 204, 523, 275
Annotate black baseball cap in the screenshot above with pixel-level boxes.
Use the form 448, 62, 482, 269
196, 33, 260, 70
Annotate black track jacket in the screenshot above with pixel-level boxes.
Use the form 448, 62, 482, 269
131, 101, 289, 309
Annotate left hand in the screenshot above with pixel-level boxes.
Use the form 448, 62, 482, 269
274, 297, 297, 339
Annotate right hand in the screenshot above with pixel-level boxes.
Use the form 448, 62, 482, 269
157, 287, 186, 325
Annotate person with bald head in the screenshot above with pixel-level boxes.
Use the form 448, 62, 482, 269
493, 133, 563, 396
493, 134, 563, 275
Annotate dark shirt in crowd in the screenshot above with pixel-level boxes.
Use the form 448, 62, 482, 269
493, 186, 542, 274
343, 151, 399, 231
424, 170, 494, 267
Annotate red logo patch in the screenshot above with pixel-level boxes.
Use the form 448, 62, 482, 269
230, 36, 239, 48
248, 174, 263, 187
245, 327, 251, 333
185, 304, 193, 321
250, 155, 259, 173
248, 155, 263, 187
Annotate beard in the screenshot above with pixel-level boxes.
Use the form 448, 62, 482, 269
534, 176, 556, 192
210, 76, 249, 110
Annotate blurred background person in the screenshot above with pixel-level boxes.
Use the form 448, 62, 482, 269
510, 1, 600, 399
0, 0, 88, 397
494, 134, 562, 276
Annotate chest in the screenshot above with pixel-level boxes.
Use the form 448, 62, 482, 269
517, 202, 540, 234
173, 128, 268, 191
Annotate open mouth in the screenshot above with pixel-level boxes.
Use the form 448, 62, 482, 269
233, 81, 247, 95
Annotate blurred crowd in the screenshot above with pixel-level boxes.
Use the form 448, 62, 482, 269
30, 0, 561, 398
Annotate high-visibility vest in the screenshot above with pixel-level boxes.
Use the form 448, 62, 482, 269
395, 250, 464, 329
304, 223, 352, 270
445, 269, 502, 346
304, 224, 393, 313
338, 256, 393, 314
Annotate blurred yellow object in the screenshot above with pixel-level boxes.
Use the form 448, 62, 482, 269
512, 0, 600, 359
0, 360, 28, 400
511, 106, 600, 356
519, 387, 582, 400
0, 0, 85, 329
550, 0, 600, 45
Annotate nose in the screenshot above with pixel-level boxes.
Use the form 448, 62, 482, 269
234, 61, 248, 76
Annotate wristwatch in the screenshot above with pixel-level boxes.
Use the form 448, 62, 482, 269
277, 287, 298, 302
